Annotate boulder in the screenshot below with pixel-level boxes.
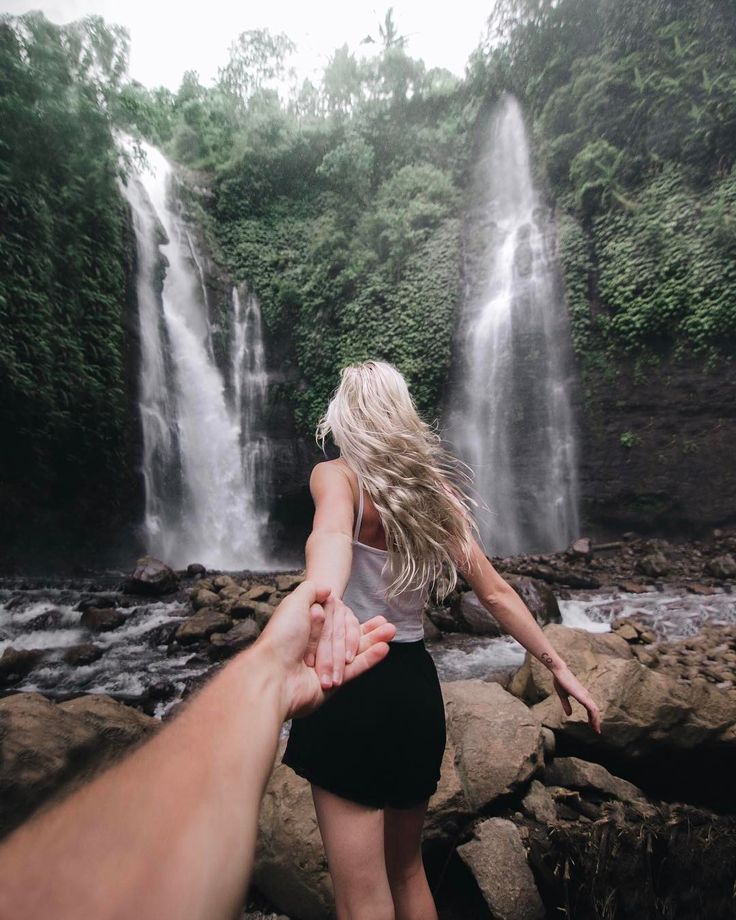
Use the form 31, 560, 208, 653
276, 574, 304, 592
191, 588, 220, 611
705, 554, 736, 579
246, 584, 275, 602
175, 609, 233, 645
0, 693, 157, 838
207, 620, 261, 660
63, 643, 104, 666
519, 625, 736, 757
123, 555, 179, 596
80, 607, 126, 632
543, 756, 646, 804
254, 744, 335, 920
443, 681, 545, 811
457, 817, 545, 920
505, 575, 561, 626
454, 591, 502, 636
0, 647, 46, 683
521, 779, 557, 824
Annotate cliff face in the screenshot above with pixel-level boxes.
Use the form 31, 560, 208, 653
572, 350, 736, 536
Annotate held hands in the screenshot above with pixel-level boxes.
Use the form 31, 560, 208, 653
255, 580, 396, 720
551, 664, 602, 734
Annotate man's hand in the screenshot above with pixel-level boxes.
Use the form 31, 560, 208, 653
254, 579, 396, 720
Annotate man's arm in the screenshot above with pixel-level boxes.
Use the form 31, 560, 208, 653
0, 581, 397, 920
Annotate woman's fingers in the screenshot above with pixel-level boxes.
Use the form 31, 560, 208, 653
344, 607, 361, 664
331, 604, 347, 686
303, 603, 326, 669
313, 592, 336, 688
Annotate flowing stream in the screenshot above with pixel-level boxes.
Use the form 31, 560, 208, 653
445, 93, 580, 556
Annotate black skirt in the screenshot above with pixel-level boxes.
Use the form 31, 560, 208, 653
281, 638, 446, 810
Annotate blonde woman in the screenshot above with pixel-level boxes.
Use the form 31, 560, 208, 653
282, 360, 601, 920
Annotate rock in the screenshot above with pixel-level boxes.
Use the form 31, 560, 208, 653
686, 583, 718, 595
254, 743, 335, 920
526, 626, 736, 756
443, 681, 544, 811
425, 602, 461, 633
0, 647, 46, 683
207, 619, 261, 659
457, 817, 545, 920
191, 588, 220, 611
422, 612, 442, 641
521, 779, 558, 824
213, 575, 238, 590
0, 693, 157, 837
187, 563, 206, 577
175, 609, 233, 645
541, 726, 556, 760
618, 580, 649, 593
570, 537, 593, 557
276, 574, 304, 592
636, 551, 670, 577
613, 623, 639, 641
507, 625, 633, 705
246, 584, 275, 602
253, 602, 276, 630
219, 583, 246, 601
63, 643, 103, 666
705, 554, 736, 579
26, 607, 64, 629
80, 607, 126, 632
505, 575, 562, 626
454, 591, 503, 636
123, 555, 179, 596
543, 755, 646, 804
229, 598, 261, 618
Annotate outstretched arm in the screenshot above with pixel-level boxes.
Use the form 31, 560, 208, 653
457, 537, 602, 734
0, 580, 397, 920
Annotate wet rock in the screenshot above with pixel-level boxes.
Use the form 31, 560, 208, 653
505, 575, 561, 625
63, 643, 104, 666
686, 583, 718, 595
213, 575, 238, 591
457, 817, 545, 920
26, 607, 64, 629
618, 580, 649, 593
0, 647, 46, 683
80, 607, 126, 632
570, 537, 592, 558
175, 609, 233, 645
187, 563, 206, 577
191, 588, 220, 610
454, 591, 502, 636
207, 619, 261, 660
123, 556, 179, 596
422, 612, 442, 641
253, 602, 276, 630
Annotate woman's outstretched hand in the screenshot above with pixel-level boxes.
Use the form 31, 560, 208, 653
306, 586, 363, 689
551, 665, 602, 735
256, 580, 396, 720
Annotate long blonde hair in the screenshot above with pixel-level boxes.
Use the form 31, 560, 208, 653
315, 360, 483, 603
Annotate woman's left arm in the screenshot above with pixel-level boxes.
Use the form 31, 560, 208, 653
303, 462, 363, 689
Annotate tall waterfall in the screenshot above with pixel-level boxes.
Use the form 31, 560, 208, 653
444, 94, 580, 556
117, 134, 271, 570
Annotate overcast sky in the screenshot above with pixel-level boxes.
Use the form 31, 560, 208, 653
3, 0, 493, 91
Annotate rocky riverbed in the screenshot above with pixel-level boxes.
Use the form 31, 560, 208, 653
1, 531, 735, 918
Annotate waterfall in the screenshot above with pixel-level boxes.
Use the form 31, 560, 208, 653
444, 94, 581, 556
116, 134, 271, 570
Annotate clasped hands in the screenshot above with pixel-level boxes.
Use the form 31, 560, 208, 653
256, 580, 396, 721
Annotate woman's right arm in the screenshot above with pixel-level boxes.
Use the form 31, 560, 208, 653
456, 537, 602, 733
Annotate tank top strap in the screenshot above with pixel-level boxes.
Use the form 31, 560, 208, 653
353, 477, 364, 540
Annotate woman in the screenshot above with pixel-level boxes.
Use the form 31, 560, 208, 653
282, 360, 601, 920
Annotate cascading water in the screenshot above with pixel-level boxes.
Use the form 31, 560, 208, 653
116, 134, 271, 570
444, 93, 581, 556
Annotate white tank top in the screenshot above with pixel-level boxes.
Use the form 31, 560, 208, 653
341, 477, 428, 642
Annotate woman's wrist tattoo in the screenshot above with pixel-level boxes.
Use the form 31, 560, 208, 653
539, 653, 555, 670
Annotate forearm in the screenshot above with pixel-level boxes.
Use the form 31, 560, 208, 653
305, 530, 352, 598
485, 585, 568, 673
0, 645, 286, 920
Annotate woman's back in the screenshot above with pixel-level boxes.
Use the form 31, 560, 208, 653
334, 458, 428, 642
